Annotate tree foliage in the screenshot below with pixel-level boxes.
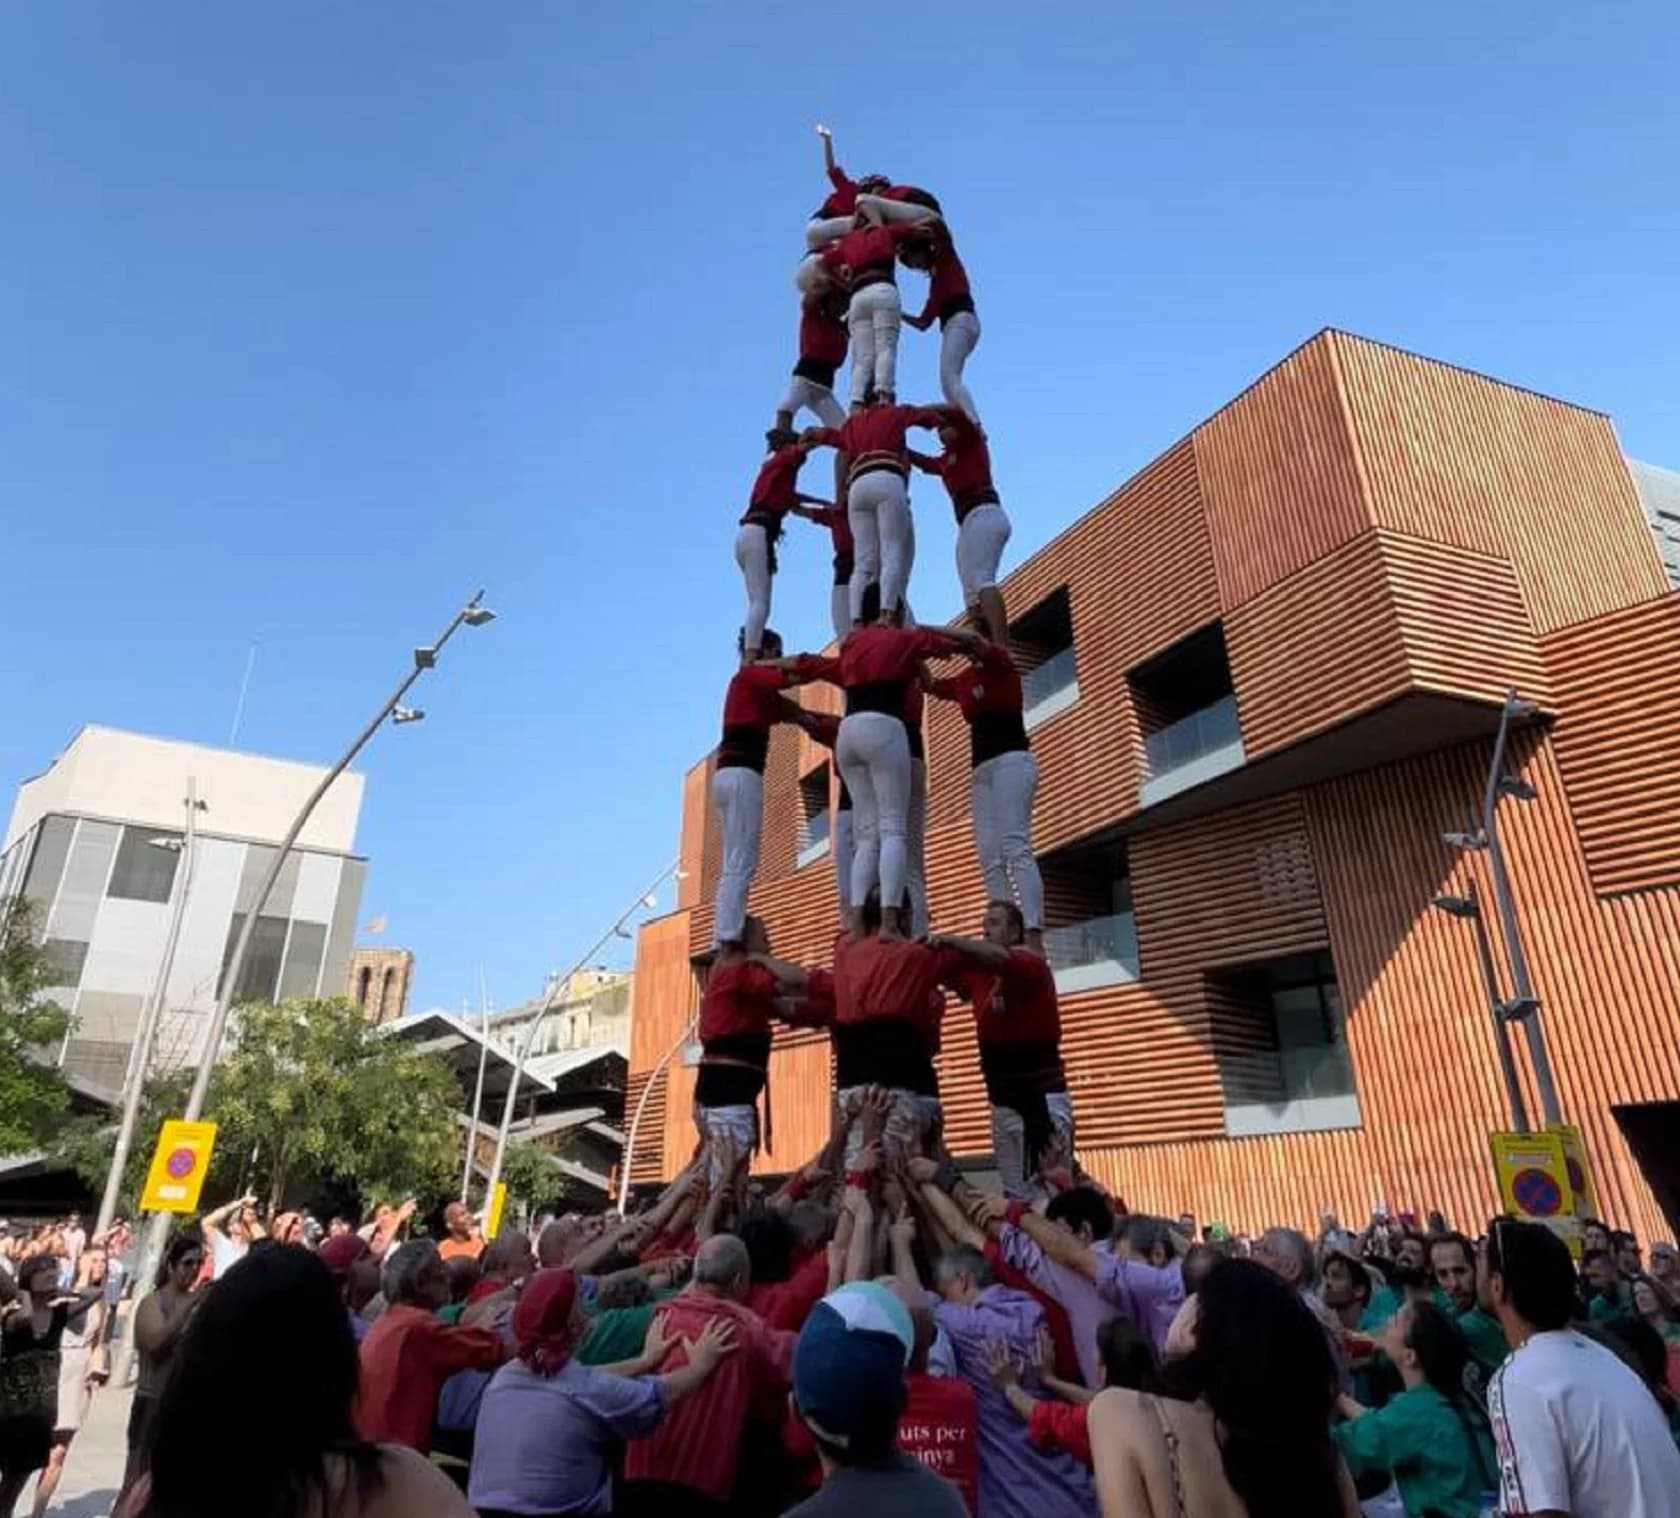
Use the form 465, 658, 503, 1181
208, 998, 461, 1210
0, 902, 74, 1155
498, 1139, 561, 1215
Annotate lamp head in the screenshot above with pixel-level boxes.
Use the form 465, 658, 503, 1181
1504, 693, 1539, 721
1443, 830, 1486, 851
392, 706, 426, 725
1497, 776, 1538, 802
464, 605, 497, 628
1431, 894, 1478, 920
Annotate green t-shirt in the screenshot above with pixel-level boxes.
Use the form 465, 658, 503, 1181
1359, 1285, 1403, 1334
1333, 1384, 1489, 1518
1455, 1306, 1509, 1375
1588, 1291, 1634, 1329
575, 1303, 657, 1366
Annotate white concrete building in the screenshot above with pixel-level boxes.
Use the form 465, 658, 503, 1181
1, 726, 367, 1097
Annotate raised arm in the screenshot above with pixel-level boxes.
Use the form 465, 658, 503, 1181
925, 931, 1011, 971
906, 448, 944, 475
750, 952, 815, 994
817, 123, 840, 181
1014, 1207, 1104, 1282
918, 1180, 988, 1253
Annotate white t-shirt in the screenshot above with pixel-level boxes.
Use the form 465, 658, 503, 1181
1489, 1327, 1680, 1516
209, 1233, 246, 1280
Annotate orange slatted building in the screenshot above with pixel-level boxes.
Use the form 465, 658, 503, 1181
627, 330, 1680, 1241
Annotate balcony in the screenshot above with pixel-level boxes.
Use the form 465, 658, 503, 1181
1138, 694, 1246, 807
796, 808, 831, 870
1043, 911, 1139, 994
1023, 646, 1079, 731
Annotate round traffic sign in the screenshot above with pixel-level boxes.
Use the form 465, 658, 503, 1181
165, 1146, 198, 1180
1512, 1167, 1562, 1217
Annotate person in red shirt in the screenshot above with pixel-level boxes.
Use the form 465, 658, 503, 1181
356, 1239, 505, 1453
929, 902, 1071, 1197
903, 226, 982, 423
781, 606, 983, 934
909, 408, 1012, 641
820, 219, 932, 410
711, 634, 822, 948
888, 1276, 981, 1513
787, 503, 854, 644
695, 914, 828, 1168
804, 404, 943, 628
622, 1234, 797, 1517
922, 640, 1043, 931
736, 437, 831, 661
795, 124, 890, 296
772, 283, 850, 447
856, 183, 946, 228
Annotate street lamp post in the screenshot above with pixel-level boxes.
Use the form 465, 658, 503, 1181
1431, 882, 1531, 1132
114, 590, 495, 1383
461, 972, 493, 1203
93, 779, 206, 1238
482, 862, 677, 1220
1444, 688, 1564, 1129
617, 1013, 697, 1215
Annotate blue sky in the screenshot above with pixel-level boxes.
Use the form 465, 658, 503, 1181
3, 3, 1676, 1015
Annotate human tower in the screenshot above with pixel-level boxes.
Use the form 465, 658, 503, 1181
700, 127, 1073, 1200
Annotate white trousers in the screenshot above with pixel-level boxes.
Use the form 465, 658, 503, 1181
776, 374, 846, 429
991, 1092, 1076, 1200
907, 757, 929, 938
697, 1102, 758, 1187
836, 712, 911, 912
855, 194, 940, 229
839, 1085, 941, 1167
971, 749, 1043, 929
848, 282, 902, 406
956, 501, 1011, 606
848, 471, 913, 623
711, 765, 763, 944
734, 524, 772, 655
830, 581, 851, 642
833, 806, 855, 911
939, 310, 982, 423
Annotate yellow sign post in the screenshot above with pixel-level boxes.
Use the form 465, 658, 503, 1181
1546, 1122, 1599, 1219
1490, 1129, 1581, 1255
483, 1180, 508, 1241
139, 1119, 219, 1214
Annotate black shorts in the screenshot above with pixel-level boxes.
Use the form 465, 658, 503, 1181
0, 1414, 53, 1475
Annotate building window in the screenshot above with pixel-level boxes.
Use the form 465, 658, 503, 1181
1213, 951, 1361, 1137
220, 913, 290, 1005
107, 826, 182, 904
21, 815, 76, 913
1039, 836, 1139, 994
798, 764, 832, 868
357, 965, 372, 1008
42, 938, 90, 988
1130, 624, 1245, 807
279, 921, 327, 1002
1011, 588, 1078, 730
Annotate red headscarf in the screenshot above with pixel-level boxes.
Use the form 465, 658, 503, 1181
512, 1268, 579, 1376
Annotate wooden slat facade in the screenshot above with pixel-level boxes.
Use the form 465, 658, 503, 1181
630, 331, 1680, 1235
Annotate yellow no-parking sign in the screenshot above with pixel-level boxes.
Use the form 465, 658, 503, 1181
140, 1119, 219, 1214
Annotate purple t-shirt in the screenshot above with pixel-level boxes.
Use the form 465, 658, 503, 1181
467, 1357, 666, 1516
1093, 1251, 1184, 1356
931, 1285, 1094, 1518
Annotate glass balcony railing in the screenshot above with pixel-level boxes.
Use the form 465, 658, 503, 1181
1139, 694, 1245, 804
1042, 911, 1139, 986
796, 809, 831, 866
1021, 646, 1078, 726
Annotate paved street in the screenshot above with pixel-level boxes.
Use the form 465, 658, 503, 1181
24, 1384, 128, 1518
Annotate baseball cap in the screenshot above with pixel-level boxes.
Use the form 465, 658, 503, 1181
793, 1282, 913, 1449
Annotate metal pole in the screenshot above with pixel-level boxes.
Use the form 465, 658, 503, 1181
94, 779, 201, 1238
116, 590, 491, 1383
1480, 691, 1564, 1128
1465, 882, 1530, 1133
617, 1014, 697, 1215
461, 973, 492, 1203
483, 860, 676, 1212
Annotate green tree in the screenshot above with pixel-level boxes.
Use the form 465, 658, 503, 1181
0, 902, 74, 1155
209, 998, 460, 1210
498, 1139, 561, 1218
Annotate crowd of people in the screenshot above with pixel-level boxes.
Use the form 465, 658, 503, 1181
8, 132, 1680, 1518
26, 1120, 1672, 1518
